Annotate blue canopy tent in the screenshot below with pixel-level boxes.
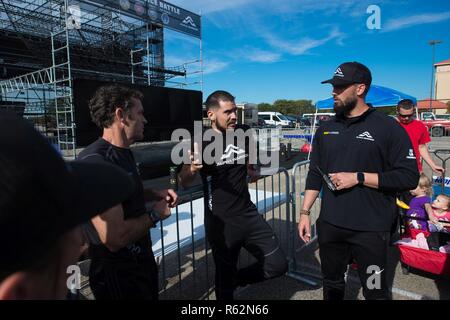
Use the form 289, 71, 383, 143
316, 84, 417, 109
307, 85, 417, 159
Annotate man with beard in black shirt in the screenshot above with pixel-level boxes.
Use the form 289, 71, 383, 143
179, 90, 287, 300
298, 62, 419, 300
78, 84, 178, 299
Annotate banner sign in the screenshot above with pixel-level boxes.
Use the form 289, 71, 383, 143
78, 0, 201, 38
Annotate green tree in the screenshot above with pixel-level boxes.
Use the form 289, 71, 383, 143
447, 101, 450, 114
376, 106, 396, 115
272, 99, 315, 116
257, 103, 273, 112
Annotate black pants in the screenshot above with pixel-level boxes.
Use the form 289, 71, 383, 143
89, 253, 159, 300
317, 219, 390, 300
205, 211, 288, 300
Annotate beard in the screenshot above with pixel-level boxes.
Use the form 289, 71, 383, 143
333, 95, 357, 117
214, 119, 235, 132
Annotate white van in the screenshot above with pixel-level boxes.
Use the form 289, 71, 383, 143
258, 112, 292, 127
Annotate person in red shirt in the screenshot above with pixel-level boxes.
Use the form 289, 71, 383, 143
396, 99, 444, 174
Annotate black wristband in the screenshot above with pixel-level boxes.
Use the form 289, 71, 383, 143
148, 209, 161, 228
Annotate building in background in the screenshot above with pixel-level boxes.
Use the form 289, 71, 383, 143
434, 58, 450, 112
417, 99, 448, 115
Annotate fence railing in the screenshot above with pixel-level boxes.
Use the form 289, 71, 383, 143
153, 167, 293, 299
77, 161, 324, 299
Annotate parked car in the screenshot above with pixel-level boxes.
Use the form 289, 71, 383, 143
284, 115, 313, 129
284, 115, 298, 128
419, 112, 450, 137
302, 112, 334, 127
435, 114, 450, 120
254, 116, 276, 128
258, 111, 292, 127
297, 117, 312, 128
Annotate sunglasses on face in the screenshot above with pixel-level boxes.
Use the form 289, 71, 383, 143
398, 113, 415, 119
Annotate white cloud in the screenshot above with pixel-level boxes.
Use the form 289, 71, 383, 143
203, 58, 229, 75
231, 47, 281, 63
383, 11, 450, 32
264, 28, 345, 55
247, 50, 281, 63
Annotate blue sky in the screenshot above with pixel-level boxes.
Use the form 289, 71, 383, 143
165, 0, 450, 105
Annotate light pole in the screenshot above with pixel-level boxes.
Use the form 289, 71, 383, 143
429, 40, 442, 112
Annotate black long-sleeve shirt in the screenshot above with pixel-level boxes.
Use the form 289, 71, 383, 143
305, 108, 419, 231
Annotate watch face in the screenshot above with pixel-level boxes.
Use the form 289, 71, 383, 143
358, 172, 364, 184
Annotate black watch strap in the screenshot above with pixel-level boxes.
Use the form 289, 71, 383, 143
357, 172, 365, 185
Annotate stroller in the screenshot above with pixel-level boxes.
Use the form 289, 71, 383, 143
396, 149, 450, 276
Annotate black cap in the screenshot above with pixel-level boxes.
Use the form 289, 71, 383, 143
321, 61, 372, 87
0, 111, 134, 277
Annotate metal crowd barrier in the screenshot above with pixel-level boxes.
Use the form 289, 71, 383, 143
155, 183, 213, 299
250, 167, 291, 269
76, 161, 323, 299
431, 149, 450, 194
286, 160, 322, 286
154, 167, 292, 300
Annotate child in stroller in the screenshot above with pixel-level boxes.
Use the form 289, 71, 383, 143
426, 194, 450, 233
405, 173, 432, 231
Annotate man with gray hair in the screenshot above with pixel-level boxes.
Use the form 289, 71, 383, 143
79, 84, 178, 299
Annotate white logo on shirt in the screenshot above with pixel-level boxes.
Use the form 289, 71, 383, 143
221, 144, 245, 160
406, 149, 416, 160
217, 144, 248, 166
356, 131, 375, 141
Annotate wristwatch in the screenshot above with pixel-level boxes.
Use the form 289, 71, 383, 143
148, 209, 161, 228
300, 209, 311, 216
357, 172, 365, 185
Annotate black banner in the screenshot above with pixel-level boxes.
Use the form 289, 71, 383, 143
77, 0, 201, 38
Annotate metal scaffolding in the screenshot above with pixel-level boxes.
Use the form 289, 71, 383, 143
0, 0, 199, 158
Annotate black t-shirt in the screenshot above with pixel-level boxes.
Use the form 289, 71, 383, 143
198, 125, 257, 218
78, 138, 151, 260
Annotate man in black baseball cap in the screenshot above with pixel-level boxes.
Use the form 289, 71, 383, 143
321, 61, 372, 87
299, 61, 419, 300
0, 111, 134, 299
321, 61, 372, 117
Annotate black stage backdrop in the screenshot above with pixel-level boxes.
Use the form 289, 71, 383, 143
73, 79, 202, 146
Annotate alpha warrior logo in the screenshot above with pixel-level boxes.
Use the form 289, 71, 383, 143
180, 15, 199, 31
356, 131, 375, 142
216, 144, 247, 166
406, 149, 416, 160
182, 16, 196, 27
221, 145, 245, 160
334, 67, 344, 77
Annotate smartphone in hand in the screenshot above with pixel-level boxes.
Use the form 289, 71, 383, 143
316, 166, 337, 191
